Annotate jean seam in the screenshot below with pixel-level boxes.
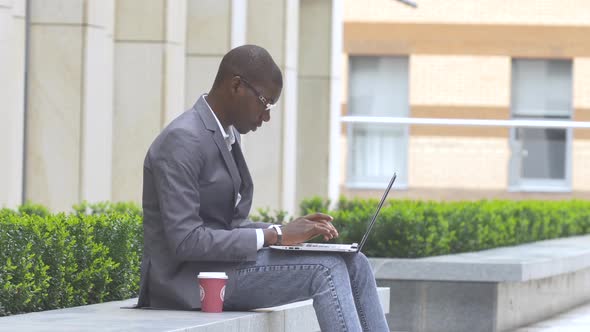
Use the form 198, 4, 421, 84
322, 266, 349, 332
352, 282, 368, 330
236, 264, 323, 275
235, 263, 349, 331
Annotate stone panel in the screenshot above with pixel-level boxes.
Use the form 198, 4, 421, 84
498, 268, 590, 331
378, 279, 497, 332
115, 0, 165, 41
247, 0, 286, 65
87, 0, 115, 32
112, 43, 164, 202
163, 43, 186, 125
245, 0, 293, 211
81, 26, 114, 203
26, 25, 83, 211
0, 3, 25, 208
298, 0, 332, 77
185, 0, 230, 55
184, 56, 221, 109
166, 0, 186, 44
296, 77, 331, 203
30, 0, 84, 24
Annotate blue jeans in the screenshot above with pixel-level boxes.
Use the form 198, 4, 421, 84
223, 249, 390, 332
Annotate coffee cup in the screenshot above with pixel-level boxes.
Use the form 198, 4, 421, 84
197, 272, 228, 313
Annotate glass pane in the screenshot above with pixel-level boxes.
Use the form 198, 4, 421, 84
347, 56, 409, 186
512, 59, 572, 117
510, 59, 572, 187
517, 127, 566, 180
349, 123, 407, 184
349, 57, 409, 117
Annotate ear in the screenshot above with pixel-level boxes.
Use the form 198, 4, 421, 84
230, 76, 241, 95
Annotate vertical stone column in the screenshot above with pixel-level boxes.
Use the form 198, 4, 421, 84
184, 0, 247, 107
81, 0, 115, 204
112, 0, 186, 203
0, 0, 26, 208
246, 0, 299, 214
25, 0, 115, 211
297, 0, 342, 207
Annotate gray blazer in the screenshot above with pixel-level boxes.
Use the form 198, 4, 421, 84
137, 95, 272, 309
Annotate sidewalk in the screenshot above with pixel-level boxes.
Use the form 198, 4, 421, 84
515, 301, 590, 332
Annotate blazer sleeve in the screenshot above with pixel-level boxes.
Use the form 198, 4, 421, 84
231, 218, 274, 229
151, 129, 258, 262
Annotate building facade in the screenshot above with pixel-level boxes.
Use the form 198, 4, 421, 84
340, 0, 590, 201
0, 0, 342, 214
2, 0, 590, 213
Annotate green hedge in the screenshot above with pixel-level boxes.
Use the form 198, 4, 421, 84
0, 202, 142, 316
2, 198, 589, 316
300, 198, 590, 258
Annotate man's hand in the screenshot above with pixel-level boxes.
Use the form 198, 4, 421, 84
280, 213, 339, 245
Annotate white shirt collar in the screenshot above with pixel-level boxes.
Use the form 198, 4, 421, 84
203, 94, 236, 149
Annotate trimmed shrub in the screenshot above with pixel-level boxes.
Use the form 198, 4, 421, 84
300, 198, 590, 258
2, 198, 589, 316
0, 205, 142, 316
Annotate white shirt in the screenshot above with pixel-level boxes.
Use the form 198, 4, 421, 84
203, 95, 264, 250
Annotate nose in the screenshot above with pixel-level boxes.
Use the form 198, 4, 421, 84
262, 109, 271, 122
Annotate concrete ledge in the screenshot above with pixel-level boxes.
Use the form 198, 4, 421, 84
370, 235, 590, 332
370, 235, 590, 282
0, 287, 389, 332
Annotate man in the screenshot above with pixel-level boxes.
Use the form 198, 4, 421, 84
138, 45, 389, 332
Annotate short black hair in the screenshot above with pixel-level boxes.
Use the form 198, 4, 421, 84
212, 45, 283, 90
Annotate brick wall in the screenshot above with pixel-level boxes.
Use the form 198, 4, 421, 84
574, 58, 590, 109
344, 0, 590, 26
408, 136, 508, 189
410, 55, 510, 107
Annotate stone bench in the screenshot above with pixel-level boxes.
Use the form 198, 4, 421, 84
370, 234, 590, 332
0, 287, 390, 332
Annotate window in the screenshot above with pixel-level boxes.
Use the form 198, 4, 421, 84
509, 59, 573, 191
347, 56, 409, 188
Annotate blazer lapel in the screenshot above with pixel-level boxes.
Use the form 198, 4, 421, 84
231, 131, 253, 216
194, 95, 241, 204
232, 140, 252, 194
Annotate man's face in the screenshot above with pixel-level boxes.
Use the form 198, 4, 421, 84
232, 77, 281, 135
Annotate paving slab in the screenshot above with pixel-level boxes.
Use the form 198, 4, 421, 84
514, 300, 590, 332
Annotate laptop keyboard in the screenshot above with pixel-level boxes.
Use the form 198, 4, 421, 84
301, 243, 357, 249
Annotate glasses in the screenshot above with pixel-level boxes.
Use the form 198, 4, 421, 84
237, 76, 276, 111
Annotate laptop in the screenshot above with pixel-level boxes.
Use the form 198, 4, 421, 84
270, 173, 397, 253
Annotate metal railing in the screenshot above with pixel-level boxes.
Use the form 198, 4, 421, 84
341, 116, 590, 129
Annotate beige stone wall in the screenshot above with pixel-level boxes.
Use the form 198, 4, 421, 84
344, 0, 590, 26
246, 0, 300, 212
184, 0, 230, 108
410, 55, 511, 107
112, 0, 186, 203
0, 0, 25, 208
25, 0, 115, 211
297, 0, 338, 207
0, 0, 342, 212
81, 0, 115, 204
